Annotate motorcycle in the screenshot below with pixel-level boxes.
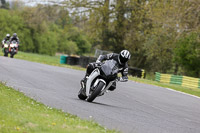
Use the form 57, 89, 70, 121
2, 41, 10, 57
78, 59, 119, 102
9, 40, 18, 58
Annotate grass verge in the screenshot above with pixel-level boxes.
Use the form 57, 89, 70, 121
0, 51, 85, 71
0, 82, 117, 133
129, 76, 200, 97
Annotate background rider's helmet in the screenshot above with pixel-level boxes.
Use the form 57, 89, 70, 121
13, 33, 17, 37
118, 50, 131, 65
6, 34, 10, 39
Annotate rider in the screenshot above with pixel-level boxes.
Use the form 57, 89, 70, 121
1, 34, 11, 48
10, 33, 20, 44
81, 50, 131, 91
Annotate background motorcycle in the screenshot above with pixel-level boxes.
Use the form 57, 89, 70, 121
2, 41, 10, 57
78, 60, 119, 102
9, 40, 18, 58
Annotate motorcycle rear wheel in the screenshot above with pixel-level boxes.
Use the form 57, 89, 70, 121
86, 81, 105, 102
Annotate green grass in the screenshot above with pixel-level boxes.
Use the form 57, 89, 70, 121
0, 50, 85, 71
129, 76, 200, 97
0, 82, 117, 133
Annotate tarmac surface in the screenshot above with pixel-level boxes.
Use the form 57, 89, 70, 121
0, 56, 200, 133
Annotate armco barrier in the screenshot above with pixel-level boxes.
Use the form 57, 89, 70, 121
160, 73, 171, 83
79, 56, 90, 68
129, 67, 146, 78
199, 79, 200, 89
182, 76, 199, 89
67, 56, 80, 65
155, 72, 200, 89
155, 72, 161, 82
170, 75, 182, 85
78, 56, 97, 68
65, 56, 97, 67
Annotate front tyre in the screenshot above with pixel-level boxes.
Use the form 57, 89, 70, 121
87, 81, 105, 102
78, 88, 87, 100
10, 52, 15, 58
10, 54, 14, 58
4, 49, 8, 57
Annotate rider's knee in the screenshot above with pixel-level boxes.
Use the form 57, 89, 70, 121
86, 62, 95, 75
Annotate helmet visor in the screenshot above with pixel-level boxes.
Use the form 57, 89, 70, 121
119, 55, 129, 64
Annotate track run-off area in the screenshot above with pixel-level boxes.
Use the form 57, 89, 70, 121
0, 56, 200, 133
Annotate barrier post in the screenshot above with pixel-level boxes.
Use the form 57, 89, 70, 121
141, 69, 145, 78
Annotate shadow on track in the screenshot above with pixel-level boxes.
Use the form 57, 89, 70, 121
74, 98, 130, 110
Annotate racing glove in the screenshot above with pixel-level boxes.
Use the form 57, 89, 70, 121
117, 76, 128, 82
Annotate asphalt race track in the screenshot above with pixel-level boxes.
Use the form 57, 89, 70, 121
0, 56, 200, 133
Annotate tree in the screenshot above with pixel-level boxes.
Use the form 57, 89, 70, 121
0, 9, 35, 52
65, 0, 114, 50
174, 33, 200, 77
66, 27, 91, 55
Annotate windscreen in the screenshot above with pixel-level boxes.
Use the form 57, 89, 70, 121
101, 60, 119, 76
12, 40, 17, 44
6, 41, 10, 44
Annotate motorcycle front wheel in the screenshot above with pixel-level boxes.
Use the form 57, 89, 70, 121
10, 51, 15, 58
78, 88, 87, 100
4, 49, 8, 57
86, 81, 105, 102
10, 54, 14, 58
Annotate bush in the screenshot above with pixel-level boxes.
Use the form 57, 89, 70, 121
174, 33, 200, 77
0, 9, 34, 52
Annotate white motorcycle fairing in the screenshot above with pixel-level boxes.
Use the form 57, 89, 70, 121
85, 68, 116, 97
4, 44, 8, 48
86, 68, 101, 96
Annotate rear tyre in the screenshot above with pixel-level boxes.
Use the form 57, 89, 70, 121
87, 81, 105, 102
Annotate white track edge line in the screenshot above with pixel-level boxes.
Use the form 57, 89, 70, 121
165, 87, 200, 99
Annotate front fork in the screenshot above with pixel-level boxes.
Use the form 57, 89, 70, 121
99, 80, 115, 95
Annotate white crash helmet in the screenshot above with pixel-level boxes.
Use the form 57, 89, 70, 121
6, 34, 10, 38
118, 50, 131, 64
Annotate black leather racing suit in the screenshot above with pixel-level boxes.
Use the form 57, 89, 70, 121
85, 53, 129, 91
10, 36, 19, 44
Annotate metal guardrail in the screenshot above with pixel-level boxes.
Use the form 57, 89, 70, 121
155, 72, 200, 89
